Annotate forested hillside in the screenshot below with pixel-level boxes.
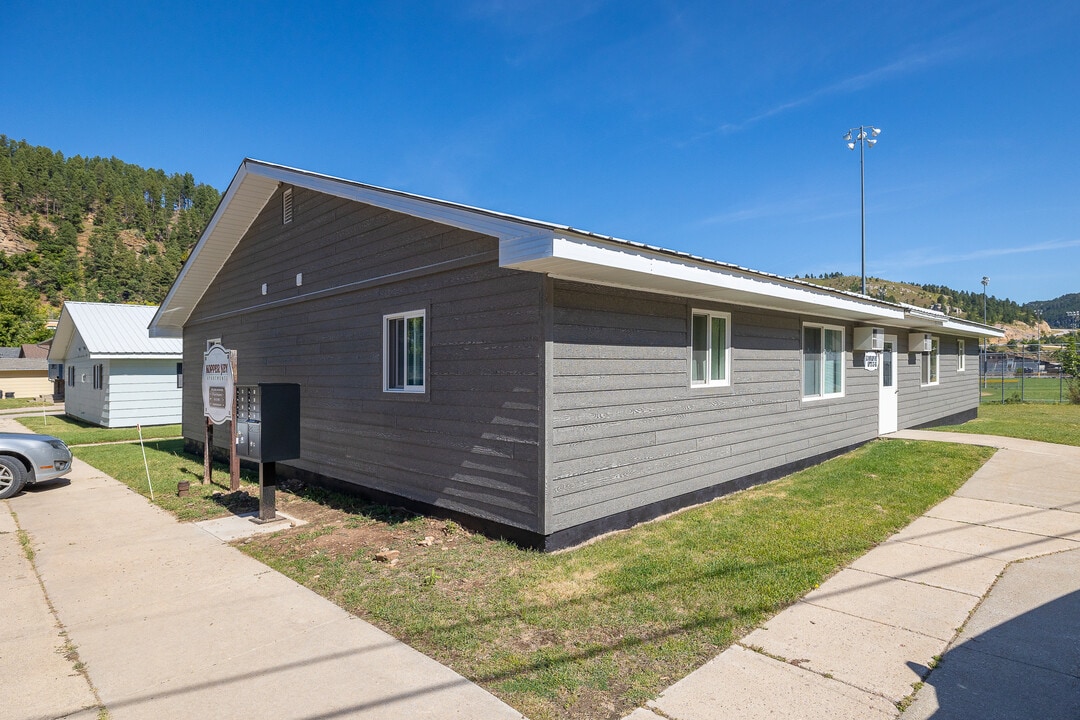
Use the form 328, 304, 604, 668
0, 135, 220, 344
1026, 293, 1080, 328
798, 272, 1037, 326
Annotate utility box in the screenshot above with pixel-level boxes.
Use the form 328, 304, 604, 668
234, 383, 300, 462
853, 326, 885, 351
908, 332, 934, 353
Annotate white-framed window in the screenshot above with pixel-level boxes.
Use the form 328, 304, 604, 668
92, 364, 103, 390
68, 366, 75, 387
803, 324, 845, 399
177, 362, 184, 388
690, 310, 731, 387
957, 339, 966, 372
922, 336, 940, 386
384, 309, 426, 393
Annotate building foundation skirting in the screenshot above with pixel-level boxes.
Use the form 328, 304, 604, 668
188, 437, 875, 552
911, 407, 978, 430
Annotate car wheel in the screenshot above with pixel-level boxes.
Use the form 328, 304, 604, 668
0, 456, 27, 499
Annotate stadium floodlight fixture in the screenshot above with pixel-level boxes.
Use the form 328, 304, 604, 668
843, 125, 882, 295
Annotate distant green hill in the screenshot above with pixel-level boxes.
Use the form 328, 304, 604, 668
797, 272, 1037, 326
1026, 293, 1080, 328
0, 135, 221, 344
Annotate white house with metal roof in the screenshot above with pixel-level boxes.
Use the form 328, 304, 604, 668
50, 303, 183, 427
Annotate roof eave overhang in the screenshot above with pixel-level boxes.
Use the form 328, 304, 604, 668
150, 158, 1011, 340
501, 233, 907, 323
88, 353, 183, 360
894, 307, 1005, 339
149, 159, 552, 338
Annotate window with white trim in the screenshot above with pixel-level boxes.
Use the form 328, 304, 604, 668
68, 366, 75, 387
384, 310, 425, 393
92, 364, 103, 390
690, 310, 731, 387
922, 336, 940, 385
957, 339, 966, 372
803, 324, 845, 399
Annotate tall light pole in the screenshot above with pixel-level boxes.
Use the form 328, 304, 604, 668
982, 276, 989, 389
844, 125, 881, 295
982, 276, 989, 324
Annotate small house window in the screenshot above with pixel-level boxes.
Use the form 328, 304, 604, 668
384, 310, 425, 393
177, 362, 184, 388
68, 366, 75, 387
803, 324, 845, 399
92, 364, 103, 390
690, 310, 731, 387
922, 336, 940, 386
957, 339, 966, 372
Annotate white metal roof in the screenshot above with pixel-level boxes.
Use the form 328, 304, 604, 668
49, 303, 183, 360
149, 159, 1003, 340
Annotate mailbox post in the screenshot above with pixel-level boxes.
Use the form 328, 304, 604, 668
234, 383, 300, 523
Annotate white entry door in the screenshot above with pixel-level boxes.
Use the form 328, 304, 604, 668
879, 335, 898, 434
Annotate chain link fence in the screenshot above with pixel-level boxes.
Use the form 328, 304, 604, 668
980, 346, 1075, 404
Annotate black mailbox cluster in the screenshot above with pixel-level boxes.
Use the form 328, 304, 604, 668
234, 383, 301, 462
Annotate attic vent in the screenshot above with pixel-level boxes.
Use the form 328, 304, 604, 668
282, 187, 294, 224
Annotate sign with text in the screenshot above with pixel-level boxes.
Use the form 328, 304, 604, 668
202, 344, 234, 424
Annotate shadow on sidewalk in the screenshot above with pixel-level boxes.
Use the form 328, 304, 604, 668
906, 589, 1080, 719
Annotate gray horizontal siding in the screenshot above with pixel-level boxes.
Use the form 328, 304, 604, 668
184, 186, 544, 531
897, 332, 980, 429
547, 280, 879, 532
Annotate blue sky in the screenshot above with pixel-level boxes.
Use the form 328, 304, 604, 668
5, 1, 1079, 305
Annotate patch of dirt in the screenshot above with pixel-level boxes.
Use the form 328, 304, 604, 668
242, 487, 469, 567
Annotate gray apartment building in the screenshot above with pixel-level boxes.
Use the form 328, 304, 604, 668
149, 160, 1002, 550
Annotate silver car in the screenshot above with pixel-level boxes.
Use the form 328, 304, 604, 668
0, 433, 74, 499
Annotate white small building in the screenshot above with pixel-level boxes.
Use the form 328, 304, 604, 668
49, 303, 183, 427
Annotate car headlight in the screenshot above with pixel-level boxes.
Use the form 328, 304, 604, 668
48, 440, 69, 452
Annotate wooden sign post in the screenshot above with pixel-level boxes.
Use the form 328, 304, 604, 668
202, 344, 235, 487
229, 350, 239, 491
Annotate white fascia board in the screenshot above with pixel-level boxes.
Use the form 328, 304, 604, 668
940, 318, 1005, 338
149, 163, 277, 336
503, 233, 906, 321
47, 310, 75, 361
897, 305, 1004, 338
87, 353, 184, 360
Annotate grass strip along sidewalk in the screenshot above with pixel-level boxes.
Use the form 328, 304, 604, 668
52, 427, 993, 720
929, 402, 1080, 447
17, 415, 182, 445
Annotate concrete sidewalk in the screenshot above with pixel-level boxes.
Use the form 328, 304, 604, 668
626, 430, 1080, 720
2, 417, 524, 720
6, 419, 1079, 720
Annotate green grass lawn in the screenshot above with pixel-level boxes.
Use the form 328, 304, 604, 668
72, 438, 259, 521
17, 415, 181, 445
238, 439, 991, 720
67, 434, 993, 719
980, 376, 1070, 403
931, 402, 1080, 447
0, 397, 50, 411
